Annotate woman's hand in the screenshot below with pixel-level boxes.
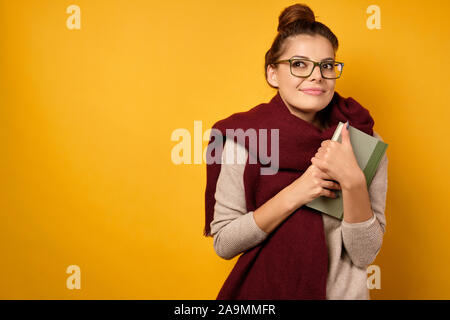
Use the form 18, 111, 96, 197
284, 163, 341, 211
310, 122, 362, 188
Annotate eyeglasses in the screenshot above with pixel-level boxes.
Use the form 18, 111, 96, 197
272, 57, 344, 79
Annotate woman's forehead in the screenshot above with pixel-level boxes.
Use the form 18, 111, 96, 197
283, 35, 335, 59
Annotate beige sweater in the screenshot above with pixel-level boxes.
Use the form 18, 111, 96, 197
210, 131, 388, 300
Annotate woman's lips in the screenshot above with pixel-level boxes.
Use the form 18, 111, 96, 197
301, 89, 325, 96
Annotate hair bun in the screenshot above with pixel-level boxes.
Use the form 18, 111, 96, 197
277, 3, 316, 33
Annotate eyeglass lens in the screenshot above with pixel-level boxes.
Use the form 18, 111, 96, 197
291, 59, 343, 79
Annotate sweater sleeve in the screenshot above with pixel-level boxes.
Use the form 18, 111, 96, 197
341, 130, 388, 268
210, 139, 269, 260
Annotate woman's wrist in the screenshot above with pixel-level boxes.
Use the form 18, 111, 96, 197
253, 185, 302, 234
280, 183, 304, 213
340, 168, 366, 191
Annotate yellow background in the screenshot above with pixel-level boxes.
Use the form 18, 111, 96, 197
1, 0, 450, 299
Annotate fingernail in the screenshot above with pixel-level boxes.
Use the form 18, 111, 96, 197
346, 121, 349, 129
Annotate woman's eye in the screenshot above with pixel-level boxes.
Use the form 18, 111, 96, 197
322, 63, 334, 69
292, 61, 306, 68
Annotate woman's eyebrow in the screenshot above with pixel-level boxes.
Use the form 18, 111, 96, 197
292, 55, 334, 61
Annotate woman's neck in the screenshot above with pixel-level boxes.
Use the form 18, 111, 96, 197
280, 94, 328, 131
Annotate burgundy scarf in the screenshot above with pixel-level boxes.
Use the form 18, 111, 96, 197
204, 91, 374, 299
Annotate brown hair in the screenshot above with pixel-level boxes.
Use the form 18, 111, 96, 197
264, 3, 340, 130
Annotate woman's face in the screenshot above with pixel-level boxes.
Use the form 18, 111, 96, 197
267, 34, 337, 124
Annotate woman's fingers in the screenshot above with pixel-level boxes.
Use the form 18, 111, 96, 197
322, 179, 341, 190
311, 164, 340, 191
315, 167, 340, 189
322, 188, 338, 198
320, 177, 340, 198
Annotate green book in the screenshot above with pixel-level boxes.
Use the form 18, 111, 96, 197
305, 121, 388, 220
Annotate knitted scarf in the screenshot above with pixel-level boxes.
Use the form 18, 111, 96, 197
204, 90, 374, 299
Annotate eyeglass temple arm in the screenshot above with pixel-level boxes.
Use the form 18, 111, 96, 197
274, 59, 344, 65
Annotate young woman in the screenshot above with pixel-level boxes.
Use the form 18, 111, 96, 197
203, 3, 388, 300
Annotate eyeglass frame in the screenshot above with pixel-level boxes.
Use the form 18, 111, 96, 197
271, 57, 345, 79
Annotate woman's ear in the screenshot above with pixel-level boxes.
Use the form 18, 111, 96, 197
266, 64, 279, 88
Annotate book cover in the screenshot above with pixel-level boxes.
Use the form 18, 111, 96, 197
305, 121, 388, 220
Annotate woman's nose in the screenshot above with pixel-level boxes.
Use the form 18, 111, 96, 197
308, 64, 323, 81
